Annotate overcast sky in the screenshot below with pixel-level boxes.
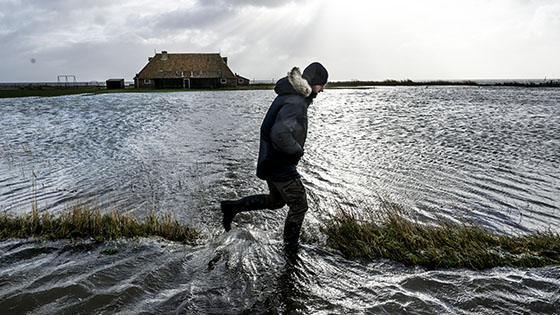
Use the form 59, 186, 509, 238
1, 0, 559, 82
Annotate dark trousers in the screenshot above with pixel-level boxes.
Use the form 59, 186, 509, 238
231, 178, 308, 246
264, 179, 308, 225
220, 178, 308, 252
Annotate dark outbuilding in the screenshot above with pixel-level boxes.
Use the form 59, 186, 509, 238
106, 79, 125, 89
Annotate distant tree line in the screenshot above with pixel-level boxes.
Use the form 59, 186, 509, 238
326, 79, 560, 88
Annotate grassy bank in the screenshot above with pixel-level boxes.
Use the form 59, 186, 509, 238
0, 204, 199, 244
0, 84, 275, 98
322, 199, 560, 270
0, 86, 107, 98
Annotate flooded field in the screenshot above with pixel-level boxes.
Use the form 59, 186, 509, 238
1, 87, 559, 313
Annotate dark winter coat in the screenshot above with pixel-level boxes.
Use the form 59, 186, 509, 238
256, 67, 313, 181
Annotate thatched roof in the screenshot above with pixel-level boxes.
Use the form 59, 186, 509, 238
136, 52, 236, 79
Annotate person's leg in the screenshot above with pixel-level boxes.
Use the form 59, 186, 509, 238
269, 178, 308, 251
220, 181, 286, 231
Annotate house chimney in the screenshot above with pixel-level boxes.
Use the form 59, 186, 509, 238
161, 51, 168, 61
222, 57, 228, 64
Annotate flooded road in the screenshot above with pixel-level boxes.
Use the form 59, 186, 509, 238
1, 87, 559, 313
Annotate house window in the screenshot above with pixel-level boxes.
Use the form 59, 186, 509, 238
238, 78, 244, 84
220, 78, 227, 84
144, 79, 151, 84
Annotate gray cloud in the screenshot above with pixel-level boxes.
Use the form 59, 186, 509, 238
2, 39, 153, 82
151, 0, 306, 31
0, 0, 317, 82
196, 0, 296, 8
1, 0, 559, 82
153, 6, 235, 31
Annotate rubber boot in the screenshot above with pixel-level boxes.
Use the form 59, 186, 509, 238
283, 221, 303, 253
220, 200, 242, 232
220, 194, 269, 232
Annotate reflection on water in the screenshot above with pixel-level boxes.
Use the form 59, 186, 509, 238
1, 88, 559, 313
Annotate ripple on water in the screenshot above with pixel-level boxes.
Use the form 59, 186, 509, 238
0, 88, 559, 313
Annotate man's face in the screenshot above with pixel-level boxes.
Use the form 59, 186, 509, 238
309, 85, 324, 99
312, 85, 324, 94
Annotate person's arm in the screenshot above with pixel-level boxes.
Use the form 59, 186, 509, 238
270, 101, 305, 157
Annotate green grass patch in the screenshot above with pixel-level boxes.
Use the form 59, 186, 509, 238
0, 204, 199, 244
322, 199, 560, 270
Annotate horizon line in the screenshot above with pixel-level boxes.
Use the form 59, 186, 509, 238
1, 77, 559, 84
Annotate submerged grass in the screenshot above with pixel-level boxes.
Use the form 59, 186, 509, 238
4, 198, 558, 270
0, 204, 199, 244
322, 199, 560, 270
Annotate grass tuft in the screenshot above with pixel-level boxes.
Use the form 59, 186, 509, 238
0, 204, 199, 244
321, 198, 560, 270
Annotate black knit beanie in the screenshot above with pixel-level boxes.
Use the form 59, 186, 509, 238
302, 62, 328, 86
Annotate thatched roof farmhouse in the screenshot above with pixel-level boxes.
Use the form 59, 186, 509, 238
134, 51, 246, 89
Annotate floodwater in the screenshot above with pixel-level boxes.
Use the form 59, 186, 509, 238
1, 87, 559, 314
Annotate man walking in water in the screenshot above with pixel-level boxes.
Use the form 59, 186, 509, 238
220, 62, 328, 252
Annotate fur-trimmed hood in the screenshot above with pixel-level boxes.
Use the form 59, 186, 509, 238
274, 67, 312, 97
